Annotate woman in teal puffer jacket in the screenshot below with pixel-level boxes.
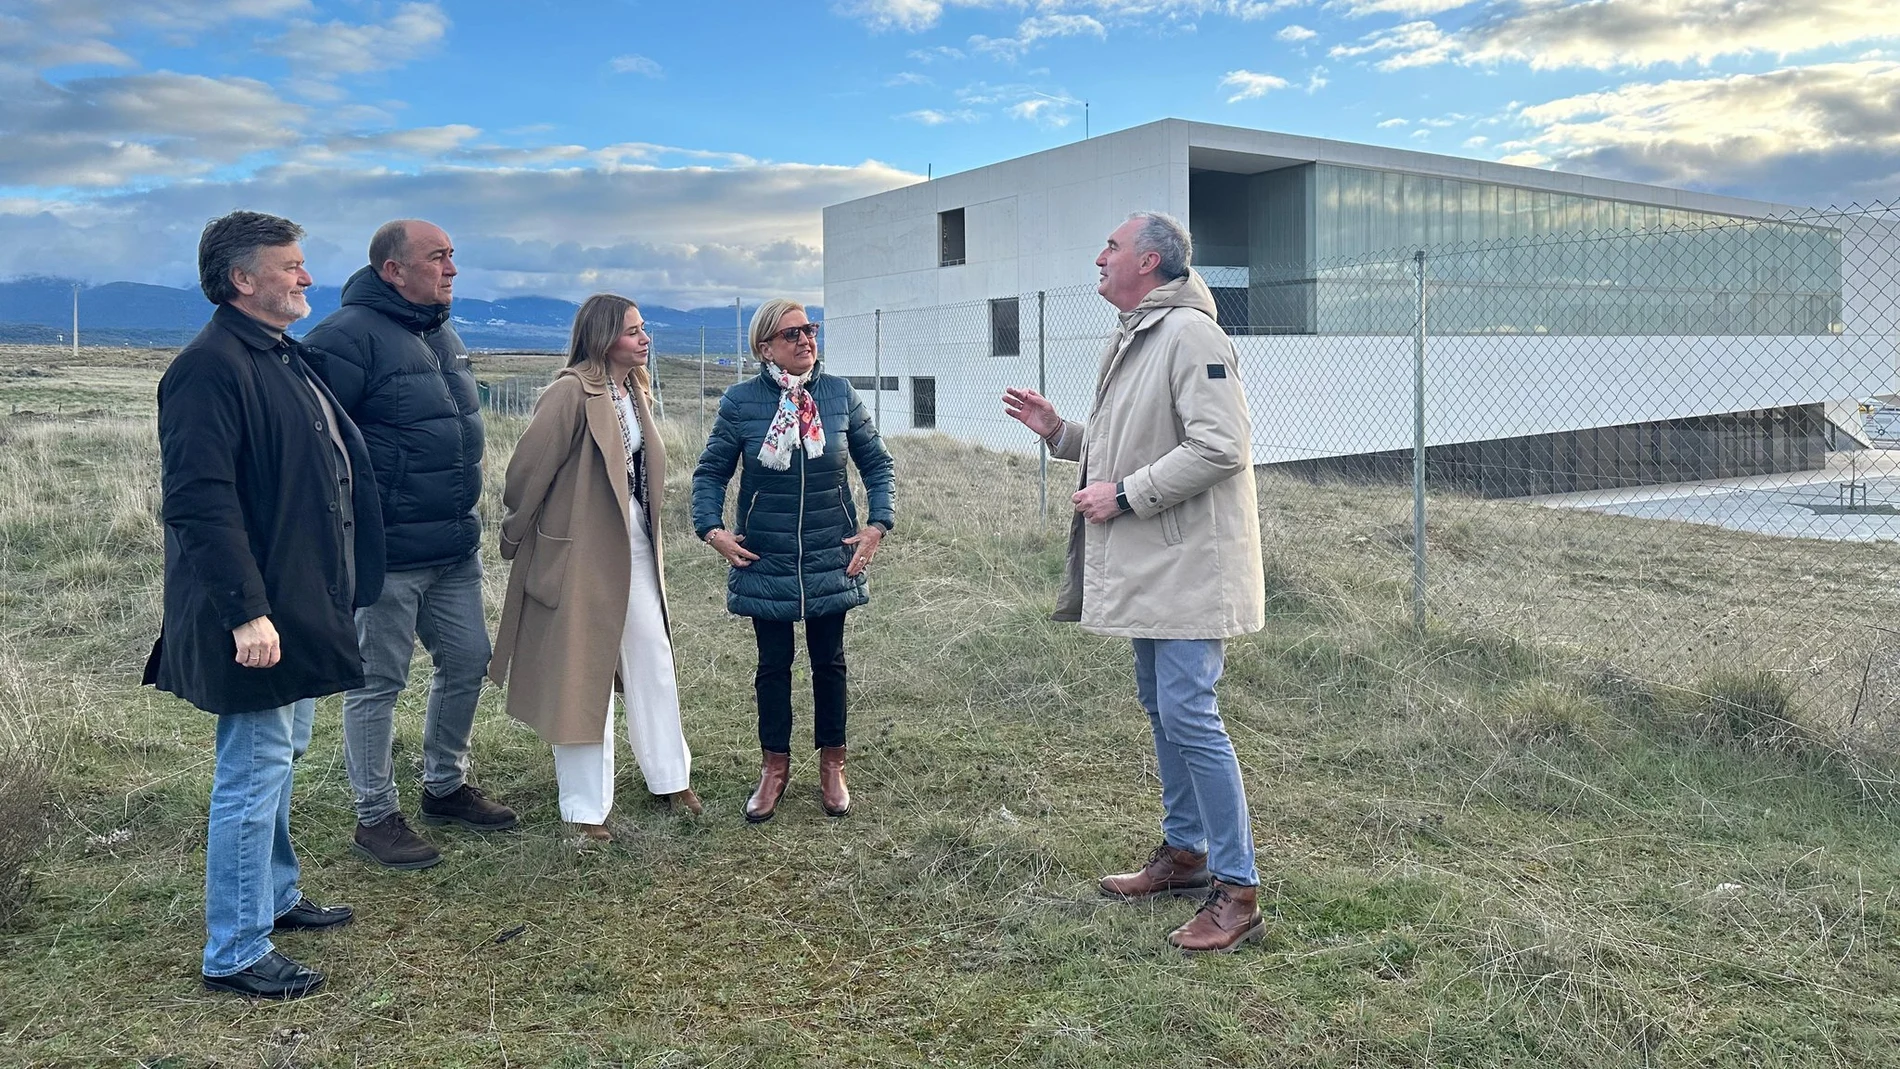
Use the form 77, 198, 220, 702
692, 299, 895, 824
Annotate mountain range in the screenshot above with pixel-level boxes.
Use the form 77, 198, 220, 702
0, 277, 817, 352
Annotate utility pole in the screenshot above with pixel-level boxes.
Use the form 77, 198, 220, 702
71, 283, 79, 358
734, 297, 744, 383
698, 325, 707, 431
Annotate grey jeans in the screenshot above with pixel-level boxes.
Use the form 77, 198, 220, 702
341, 552, 492, 824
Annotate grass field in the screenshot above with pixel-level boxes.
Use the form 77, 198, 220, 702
3, 344, 1900, 1067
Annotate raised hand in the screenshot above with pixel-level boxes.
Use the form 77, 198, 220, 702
1003, 387, 1063, 440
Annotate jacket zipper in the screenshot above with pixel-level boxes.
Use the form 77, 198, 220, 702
796, 450, 807, 617
430, 330, 472, 510
741, 490, 760, 535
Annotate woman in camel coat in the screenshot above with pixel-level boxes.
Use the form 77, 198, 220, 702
489, 293, 699, 840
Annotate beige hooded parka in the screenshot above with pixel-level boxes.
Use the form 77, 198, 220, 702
1048, 270, 1265, 639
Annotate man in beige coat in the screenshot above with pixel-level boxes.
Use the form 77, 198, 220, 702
1005, 210, 1266, 954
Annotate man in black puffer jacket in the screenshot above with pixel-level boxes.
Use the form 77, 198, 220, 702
302, 219, 516, 870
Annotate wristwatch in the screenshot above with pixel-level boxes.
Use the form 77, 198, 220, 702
1114, 480, 1131, 514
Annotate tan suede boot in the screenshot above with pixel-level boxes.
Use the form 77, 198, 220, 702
1167, 880, 1265, 954
745, 750, 792, 823
1098, 843, 1211, 900
818, 746, 850, 817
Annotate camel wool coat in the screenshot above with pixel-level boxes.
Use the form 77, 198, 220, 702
1048, 270, 1265, 639
489, 366, 669, 745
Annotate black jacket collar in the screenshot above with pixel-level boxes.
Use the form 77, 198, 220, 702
339, 264, 450, 333
213, 302, 291, 353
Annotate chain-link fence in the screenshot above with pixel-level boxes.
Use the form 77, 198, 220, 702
815, 203, 1900, 740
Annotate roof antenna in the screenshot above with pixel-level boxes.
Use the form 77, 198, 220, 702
1085, 102, 1089, 139
927, 163, 932, 181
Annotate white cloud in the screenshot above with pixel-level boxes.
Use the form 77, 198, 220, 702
1277, 24, 1317, 41
971, 14, 1107, 60
0, 71, 308, 186
907, 45, 967, 63
1337, 0, 1900, 72
1007, 98, 1074, 127
268, 2, 449, 78
1329, 20, 1458, 70
1304, 67, 1329, 91
1499, 60, 1900, 202
841, 0, 1307, 34
1377, 117, 1410, 127
1219, 69, 1291, 102
886, 71, 934, 86
898, 108, 981, 124
1329, 0, 1475, 16
0, 158, 923, 306
1463, 134, 1489, 147
611, 54, 663, 77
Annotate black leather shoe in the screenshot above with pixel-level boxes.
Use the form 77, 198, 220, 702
202, 950, 325, 1000
274, 898, 353, 931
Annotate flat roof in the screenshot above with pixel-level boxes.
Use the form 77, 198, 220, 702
828, 118, 1804, 220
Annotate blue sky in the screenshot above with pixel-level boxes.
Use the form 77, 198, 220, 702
2, 0, 1897, 305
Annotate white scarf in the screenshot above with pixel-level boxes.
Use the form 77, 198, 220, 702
757, 362, 825, 471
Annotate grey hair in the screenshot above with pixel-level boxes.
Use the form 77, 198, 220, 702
197, 210, 304, 304
369, 219, 416, 271
1126, 211, 1192, 281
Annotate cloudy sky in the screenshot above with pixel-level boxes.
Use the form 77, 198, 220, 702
2, 0, 1897, 305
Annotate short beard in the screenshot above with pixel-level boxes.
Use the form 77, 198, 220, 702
263, 289, 311, 324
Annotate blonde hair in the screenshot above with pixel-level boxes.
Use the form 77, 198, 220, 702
567, 293, 651, 394
748, 298, 807, 362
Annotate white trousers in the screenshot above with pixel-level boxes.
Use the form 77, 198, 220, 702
550, 499, 691, 823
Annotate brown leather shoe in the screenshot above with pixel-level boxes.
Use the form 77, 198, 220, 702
665, 788, 704, 816
745, 750, 792, 823
1167, 880, 1265, 954
1099, 843, 1210, 900
567, 822, 612, 844
818, 746, 850, 817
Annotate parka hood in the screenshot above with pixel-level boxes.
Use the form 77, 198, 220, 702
339, 264, 450, 334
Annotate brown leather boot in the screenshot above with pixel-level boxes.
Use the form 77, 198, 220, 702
1099, 843, 1211, 900
745, 750, 792, 823
818, 746, 850, 817
1167, 880, 1264, 954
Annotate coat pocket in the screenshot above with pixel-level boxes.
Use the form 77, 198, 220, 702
1159, 505, 1184, 547
524, 528, 572, 607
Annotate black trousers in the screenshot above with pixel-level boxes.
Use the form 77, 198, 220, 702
752, 612, 848, 753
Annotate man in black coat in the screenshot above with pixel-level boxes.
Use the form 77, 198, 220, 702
145, 210, 385, 1000
301, 219, 515, 870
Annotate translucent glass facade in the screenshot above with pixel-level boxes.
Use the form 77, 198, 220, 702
1241, 164, 1844, 336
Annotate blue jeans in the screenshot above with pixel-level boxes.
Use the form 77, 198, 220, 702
342, 552, 491, 823
203, 698, 315, 977
1132, 638, 1258, 887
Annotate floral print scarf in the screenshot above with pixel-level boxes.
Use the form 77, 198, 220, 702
758, 362, 824, 471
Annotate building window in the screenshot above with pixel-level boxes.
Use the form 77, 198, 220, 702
939, 208, 965, 267
912, 377, 936, 429
989, 297, 1020, 356
845, 376, 899, 391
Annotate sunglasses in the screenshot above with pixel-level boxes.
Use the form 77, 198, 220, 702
771, 323, 820, 344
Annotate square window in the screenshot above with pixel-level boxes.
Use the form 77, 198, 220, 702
912, 376, 936, 429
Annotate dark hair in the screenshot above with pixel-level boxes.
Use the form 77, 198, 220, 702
369, 219, 413, 271
198, 210, 304, 304
567, 293, 650, 393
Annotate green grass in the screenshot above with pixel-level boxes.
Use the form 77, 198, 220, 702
2, 347, 1900, 1066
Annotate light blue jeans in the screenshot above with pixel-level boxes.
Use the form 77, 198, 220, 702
342, 552, 491, 823
203, 698, 315, 977
1132, 638, 1259, 887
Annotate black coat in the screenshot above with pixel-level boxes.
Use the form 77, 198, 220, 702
301, 266, 484, 571
691, 367, 895, 621
143, 304, 386, 715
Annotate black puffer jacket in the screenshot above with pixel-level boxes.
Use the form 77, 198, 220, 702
302, 266, 484, 571
692, 367, 895, 621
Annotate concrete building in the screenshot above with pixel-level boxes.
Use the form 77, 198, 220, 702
820, 119, 1895, 495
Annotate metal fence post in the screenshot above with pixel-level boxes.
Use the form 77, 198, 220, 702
734, 298, 744, 384
1038, 290, 1047, 520
873, 309, 882, 428
698, 325, 707, 434
1412, 249, 1428, 636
